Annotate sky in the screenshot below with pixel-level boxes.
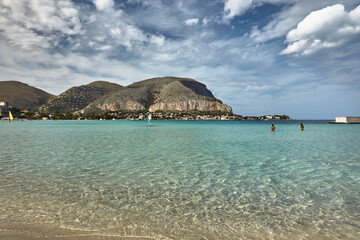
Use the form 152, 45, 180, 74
0, 0, 359, 119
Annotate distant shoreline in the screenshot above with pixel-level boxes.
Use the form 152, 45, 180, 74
1, 119, 336, 122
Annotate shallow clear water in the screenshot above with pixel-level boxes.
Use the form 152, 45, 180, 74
0, 120, 359, 239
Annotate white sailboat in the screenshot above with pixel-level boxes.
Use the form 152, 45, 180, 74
147, 114, 152, 123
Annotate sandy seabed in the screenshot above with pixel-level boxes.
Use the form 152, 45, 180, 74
0, 222, 159, 240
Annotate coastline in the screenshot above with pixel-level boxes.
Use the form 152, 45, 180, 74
1, 118, 295, 121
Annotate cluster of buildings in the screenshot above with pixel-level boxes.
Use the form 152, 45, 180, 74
262, 115, 291, 120
92, 112, 291, 121
0, 102, 31, 120
93, 111, 239, 121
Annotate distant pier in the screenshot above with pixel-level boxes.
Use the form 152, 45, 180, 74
329, 117, 360, 124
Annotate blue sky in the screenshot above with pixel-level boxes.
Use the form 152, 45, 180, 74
0, 0, 359, 119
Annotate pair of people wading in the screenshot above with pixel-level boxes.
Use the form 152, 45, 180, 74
271, 123, 304, 131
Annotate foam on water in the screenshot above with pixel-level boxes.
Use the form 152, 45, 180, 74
0, 120, 359, 239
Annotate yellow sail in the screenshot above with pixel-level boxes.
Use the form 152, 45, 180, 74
9, 111, 13, 122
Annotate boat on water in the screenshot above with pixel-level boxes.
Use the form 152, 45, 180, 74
147, 114, 152, 122
8, 111, 13, 123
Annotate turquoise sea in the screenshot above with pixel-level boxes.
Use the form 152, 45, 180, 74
0, 120, 359, 239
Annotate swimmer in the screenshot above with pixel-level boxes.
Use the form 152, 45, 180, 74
271, 124, 275, 131
300, 123, 304, 131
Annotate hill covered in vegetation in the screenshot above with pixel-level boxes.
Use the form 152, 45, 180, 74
39, 81, 123, 112
0, 81, 53, 110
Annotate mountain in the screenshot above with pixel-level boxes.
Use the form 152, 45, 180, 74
82, 77, 232, 113
40, 81, 123, 112
0, 81, 54, 110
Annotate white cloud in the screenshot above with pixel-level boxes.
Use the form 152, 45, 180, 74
0, 0, 81, 49
281, 4, 360, 55
250, 15, 299, 42
286, 4, 346, 42
1, 25, 52, 50
150, 35, 165, 46
0, 0, 167, 53
202, 17, 209, 26
224, 0, 254, 20
92, 0, 114, 11
184, 18, 199, 26
223, 0, 295, 21
242, 1, 359, 43
109, 24, 147, 49
4, 0, 81, 34
249, 1, 333, 42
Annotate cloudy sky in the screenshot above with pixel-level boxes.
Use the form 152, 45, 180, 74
0, 0, 359, 119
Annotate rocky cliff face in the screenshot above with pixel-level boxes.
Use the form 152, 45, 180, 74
149, 100, 232, 112
89, 100, 146, 112
40, 81, 123, 112
82, 77, 232, 114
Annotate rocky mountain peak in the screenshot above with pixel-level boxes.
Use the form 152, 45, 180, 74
82, 77, 232, 114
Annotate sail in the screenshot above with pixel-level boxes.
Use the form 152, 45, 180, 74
9, 111, 13, 122
147, 114, 152, 122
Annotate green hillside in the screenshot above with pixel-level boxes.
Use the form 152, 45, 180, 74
40, 81, 123, 112
0, 81, 54, 110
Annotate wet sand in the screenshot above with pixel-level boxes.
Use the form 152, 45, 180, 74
0, 232, 154, 240
0, 222, 157, 240
0, 231, 156, 240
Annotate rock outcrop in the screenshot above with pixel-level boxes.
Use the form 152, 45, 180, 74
82, 77, 232, 114
149, 100, 232, 112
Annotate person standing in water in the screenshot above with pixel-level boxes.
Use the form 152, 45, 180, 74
271, 124, 275, 131
300, 123, 304, 131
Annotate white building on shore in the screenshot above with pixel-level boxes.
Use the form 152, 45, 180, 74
333, 117, 360, 124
